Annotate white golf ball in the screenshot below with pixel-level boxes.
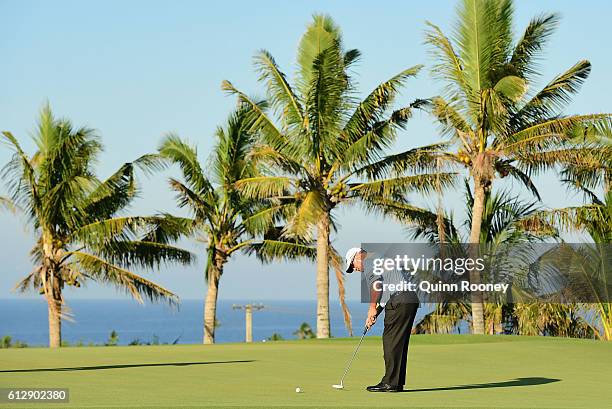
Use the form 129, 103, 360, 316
295, 387, 302, 393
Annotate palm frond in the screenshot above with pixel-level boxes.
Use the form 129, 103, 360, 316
520, 206, 608, 234
130, 153, 169, 176
329, 246, 352, 336
284, 191, 326, 239
42, 174, 96, 232
88, 240, 193, 270
514, 146, 611, 176
141, 214, 196, 244
509, 114, 612, 142
511, 60, 592, 129
0, 195, 19, 214
254, 50, 304, 131
343, 65, 423, 144
72, 216, 145, 244
81, 162, 136, 220
37, 119, 101, 201
493, 75, 527, 102
494, 160, 541, 200
339, 101, 427, 172
347, 143, 448, 180
510, 13, 559, 79
233, 176, 294, 200
221, 80, 287, 150
71, 251, 179, 306
363, 195, 440, 226
560, 163, 611, 192
158, 134, 213, 195
427, 96, 473, 139
304, 39, 350, 165
244, 238, 316, 264
456, 0, 513, 92
241, 202, 295, 236
343, 48, 361, 68
246, 144, 308, 176
212, 106, 258, 186
168, 178, 217, 223
424, 21, 469, 101
1, 131, 40, 218
350, 172, 455, 198
296, 13, 342, 95
12, 269, 41, 293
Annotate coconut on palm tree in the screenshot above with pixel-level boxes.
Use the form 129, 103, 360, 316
158, 107, 315, 344
223, 14, 452, 338
424, 0, 612, 333
1, 104, 193, 348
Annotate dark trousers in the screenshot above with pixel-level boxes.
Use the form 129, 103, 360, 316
381, 292, 419, 387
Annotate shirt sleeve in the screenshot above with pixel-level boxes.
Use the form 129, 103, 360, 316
365, 271, 383, 290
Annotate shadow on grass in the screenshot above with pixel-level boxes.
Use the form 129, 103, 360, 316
406, 377, 560, 392
0, 360, 255, 373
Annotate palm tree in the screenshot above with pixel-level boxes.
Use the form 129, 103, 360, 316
158, 107, 314, 344
411, 182, 554, 334
523, 180, 612, 339
1, 104, 193, 348
267, 333, 284, 341
293, 322, 316, 340
223, 14, 451, 338
424, 0, 612, 333
512, 302, 596, 338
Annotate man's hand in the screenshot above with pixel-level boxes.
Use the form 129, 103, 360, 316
365, 304, 378, 330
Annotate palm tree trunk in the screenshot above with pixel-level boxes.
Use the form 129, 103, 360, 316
436, 156, 446, 245
316, 212, 330, 338
45, 270, 62, 348
468, 177, 486, 335
333, 264, 353, 337
203, 253, 225, 344
600, 303, 612, 341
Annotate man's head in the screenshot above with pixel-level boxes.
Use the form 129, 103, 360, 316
345, 247, 367, 274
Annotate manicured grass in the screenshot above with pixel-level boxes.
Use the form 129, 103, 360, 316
0, 334, 610, 408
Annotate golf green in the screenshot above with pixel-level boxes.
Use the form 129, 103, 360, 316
0, 335, 610, 409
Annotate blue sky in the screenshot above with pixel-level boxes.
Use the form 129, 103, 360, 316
1, 0, 610, 303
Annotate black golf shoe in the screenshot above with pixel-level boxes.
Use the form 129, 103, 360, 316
366, 382, 403, 392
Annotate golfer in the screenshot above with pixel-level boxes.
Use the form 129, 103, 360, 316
345, 247, 420, 392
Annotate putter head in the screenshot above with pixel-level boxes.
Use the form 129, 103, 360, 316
332, 383, 344, 390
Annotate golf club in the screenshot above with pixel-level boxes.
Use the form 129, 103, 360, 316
332, 304, 384, 390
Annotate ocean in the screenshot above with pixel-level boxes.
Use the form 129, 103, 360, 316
0, 299, 428, 346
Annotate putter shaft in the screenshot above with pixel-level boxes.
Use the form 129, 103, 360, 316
336, 305, 383, 386
337, 329, 367, 386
